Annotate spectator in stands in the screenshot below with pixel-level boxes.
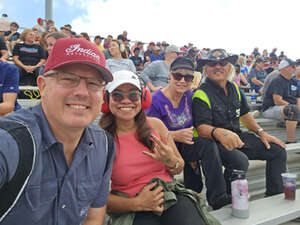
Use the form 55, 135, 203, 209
193, 48, 286, 198
130, 47, 144, 71
269, 48, 278, 60
34, 18, 47, 34
117, 30, 128, 42
32, 27, 40, 44
232, 64, 248, 87
12, 29, 46, 85
150, 46, 163, 62
103, 35, 112, 49
106, 39, 136, 73
4, 22, 20, 52
99, 70, 218, 225
161, 41, 168, 54
252, 47, 260, 57
64, 24, 76, 36
0, 62, 21, 116
147, 57, 232, 210
247, 57, 267, 93
49, 25, 58, 33
80, 32, 90, 41
37, 32, 67, 75
237, 55, 248, 77
0, 37, 9, 62
140, 45, 180, 92
60, 26, 72, 38
144, 41, 155, 62
93, 35, 104, 50
39, 32, 49, 55
261, 49, 268, 61
45, 19, 54, 31
262, 59, 300, 144
278, 51, 286, 61
261, 68, 280, 100
45, 32, 67, 54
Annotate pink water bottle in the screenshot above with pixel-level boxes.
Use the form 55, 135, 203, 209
231, 170, 249, 218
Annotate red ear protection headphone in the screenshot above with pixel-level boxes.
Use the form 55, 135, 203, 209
101, 80, 152, 114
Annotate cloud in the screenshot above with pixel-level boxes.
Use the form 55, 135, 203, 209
71, 0, 299, 58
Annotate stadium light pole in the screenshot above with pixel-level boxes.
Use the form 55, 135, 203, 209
45, 0, 53, 20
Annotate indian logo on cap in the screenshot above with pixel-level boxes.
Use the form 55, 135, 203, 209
65, 44, 100, 63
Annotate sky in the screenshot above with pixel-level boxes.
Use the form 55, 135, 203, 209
0, 0, 299, 59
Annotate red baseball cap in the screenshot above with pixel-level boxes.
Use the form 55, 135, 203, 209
44, 38, 113, 82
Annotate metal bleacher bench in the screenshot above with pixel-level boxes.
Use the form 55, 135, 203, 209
211, 189, 300, 225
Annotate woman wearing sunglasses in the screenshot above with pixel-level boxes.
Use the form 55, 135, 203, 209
146, 57, 231, 210
99, 70, 219, 225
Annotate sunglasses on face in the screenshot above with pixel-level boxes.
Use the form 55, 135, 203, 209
171, 72, 194, 82
206, 60, 229, 67
111, 90, 141, 102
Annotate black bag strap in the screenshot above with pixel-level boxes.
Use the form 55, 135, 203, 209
0, 120, 35, 221
104, 131, 115, 173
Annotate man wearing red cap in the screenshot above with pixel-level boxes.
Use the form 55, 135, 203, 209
34, 18, 46, 34
0, 38, 115, 224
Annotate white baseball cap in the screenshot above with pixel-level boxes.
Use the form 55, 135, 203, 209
105, 70, 141, 93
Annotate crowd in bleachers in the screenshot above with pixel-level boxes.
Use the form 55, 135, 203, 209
1, 13, 300, 225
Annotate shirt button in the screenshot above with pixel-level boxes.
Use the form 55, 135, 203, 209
62, 204, 66, 209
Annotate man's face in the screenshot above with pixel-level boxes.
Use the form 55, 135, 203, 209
10, 24, 18, 32
94, 38, 101, 45
37, 64, 104, 133
134, 50, 139, 57
256, 62, 264, 70
204, 60, 231, 83
283, 65, 296, 76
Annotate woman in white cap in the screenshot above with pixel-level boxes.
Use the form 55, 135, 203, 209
99, 70, 219, 225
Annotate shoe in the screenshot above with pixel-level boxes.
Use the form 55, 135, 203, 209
285, 141, 298, 144
211, 195, 231, 210
276, 121, 286, 128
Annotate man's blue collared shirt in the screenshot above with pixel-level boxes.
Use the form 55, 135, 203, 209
0, 105, 114, 225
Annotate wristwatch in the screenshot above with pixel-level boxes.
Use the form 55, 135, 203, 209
255, 128, 264, 135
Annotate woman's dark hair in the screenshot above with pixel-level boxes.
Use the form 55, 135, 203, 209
99, 104, 154, 150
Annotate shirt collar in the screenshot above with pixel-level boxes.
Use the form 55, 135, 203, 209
32, 104, 94, 152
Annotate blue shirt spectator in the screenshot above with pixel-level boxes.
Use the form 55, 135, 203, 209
0, 62, 21, 116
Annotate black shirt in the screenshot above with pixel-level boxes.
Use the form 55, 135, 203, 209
4, 31, 20, 42
0, 38, 7, 58
262, 74, 300, 111
192, 78, 250, 133
130, 56, 143, 66
12, 43, 46, 66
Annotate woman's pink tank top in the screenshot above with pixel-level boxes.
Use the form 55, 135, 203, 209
110, 130, 173, 197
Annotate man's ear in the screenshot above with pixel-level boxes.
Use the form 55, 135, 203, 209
37, 76, 46, 97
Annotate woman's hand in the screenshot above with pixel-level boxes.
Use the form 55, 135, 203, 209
134, 182, 164, 213
170, 127, 194, 145
142, 133, 177, 167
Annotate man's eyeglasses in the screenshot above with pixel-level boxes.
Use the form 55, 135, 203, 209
44, 71, 106, 92
111, 90, 141, 102
206, 60, 229, 67
171, 72, 194, 82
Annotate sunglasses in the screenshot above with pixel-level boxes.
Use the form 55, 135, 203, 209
206, 60, 229, 67
171, 73, 194, 82
111, 90, 141, 102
